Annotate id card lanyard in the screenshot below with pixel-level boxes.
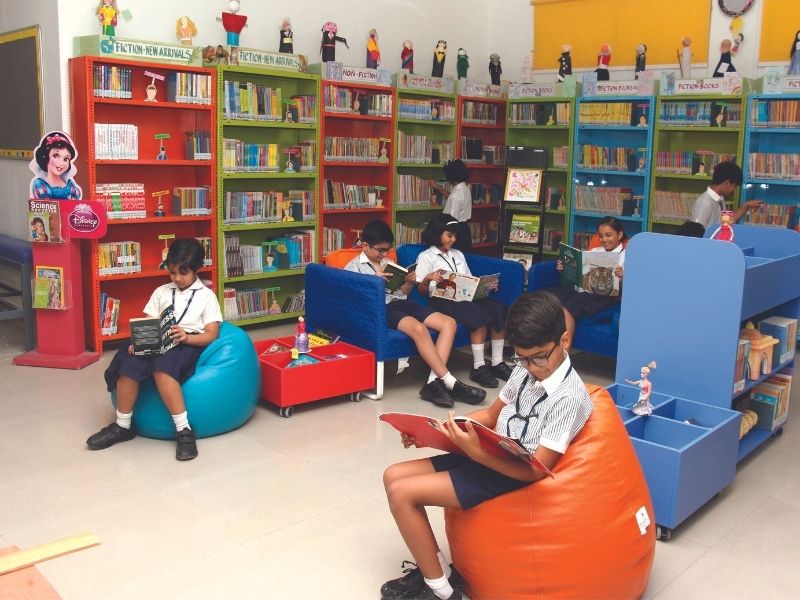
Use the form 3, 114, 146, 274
506, 365, 573, 440
171, 288, 197, 325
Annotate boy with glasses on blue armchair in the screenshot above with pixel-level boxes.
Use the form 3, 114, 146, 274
380, 291, 592, 600
345, 219, 485, 407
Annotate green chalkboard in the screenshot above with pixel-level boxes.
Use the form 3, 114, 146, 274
0, 26, 44, 160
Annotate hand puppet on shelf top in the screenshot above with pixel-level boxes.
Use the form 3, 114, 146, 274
97, 0, 119, 36
635, 43, 647, 79
432, 40, 447, 77
789, 30, 800, 75
176, 16, 197, 46
678, 37, 692, 78
401, 40, 414, 73
366, 29, 381, 68
709, 210, 734, 242
321, 21, 348, 62
279, 18, 293, 54
520, 53, 534, 83
595, 43, 612, 81
557, 44, 572, 82
489, 53, 502, 85
626, 361, 657, 416
456, 47, 469, 80
712, 39, 736, 77
221, 0, 247, 47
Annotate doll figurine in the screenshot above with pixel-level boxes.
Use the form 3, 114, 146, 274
713, 39, 736, 78
366, 29, 381, 68
97, 0, 119, 36
678, 37, 692, 78
401, 40, 414, 73
432, 40, 447, 77
221, 0, 247, 47
731, 33, 744, 57
626, 361, 657, 416
321, 21, 348, 62
456, 48, 469, 80
635, 43, 647, 79
279, 18, 293, 54
521, 53, 533, 83
789, 30, 800, 75
709, 210, 735, 242
176, 16, 197, 46
595, 43, 612, 81
489, 53, 502, 85
557, 44, 572, 82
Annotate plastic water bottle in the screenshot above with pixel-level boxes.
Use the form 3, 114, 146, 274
295, 316, 309, 353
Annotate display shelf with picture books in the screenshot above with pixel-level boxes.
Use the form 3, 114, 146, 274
500, 167, 546, 261
320, 79, 396, 257
69, 55, 218, 351
740, 94, 800, 232
506, 96, 575, 262
457, 94, 505, 255
570, 96, 654, 244
215, 64, 319, 327
649, 94, 745, 232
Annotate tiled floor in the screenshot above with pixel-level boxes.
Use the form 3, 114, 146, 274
1, 318, 798, 599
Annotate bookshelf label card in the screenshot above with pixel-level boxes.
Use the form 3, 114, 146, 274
594, 80, 640, 96
396, 73, 455, 94
784, 76, 800, 92
508, 83, 555, 98
74, 36, 199, 65
673, 78, 724, 95
459, 79, 504, 98
340, 65, 392, 86
236, 48, 302, 71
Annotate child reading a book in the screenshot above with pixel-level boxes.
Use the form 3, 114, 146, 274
86, 238, 222, 461
380, 291, 593, 600
428, 159, 473, 252
690, 161, 762, 231
415, 214, 512, 390
344, 220, 485, 408
552, 216, 627, 346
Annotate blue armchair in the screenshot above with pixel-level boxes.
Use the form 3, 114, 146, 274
305, 245, 524, 398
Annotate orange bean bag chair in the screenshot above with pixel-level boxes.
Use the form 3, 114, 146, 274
445, 385, 655, 599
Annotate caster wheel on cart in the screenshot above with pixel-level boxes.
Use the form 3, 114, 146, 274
656, 525, 672, 541
351, 392, 362, 402
279, 406, 294, 418
773, 428, 784, 437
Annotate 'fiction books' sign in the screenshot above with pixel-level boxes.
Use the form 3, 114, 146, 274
395, 73, 455, 94
74, 36, 200, 65
508, 83, 556, 99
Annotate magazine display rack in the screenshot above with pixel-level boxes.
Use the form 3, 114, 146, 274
612, 226, 800, 539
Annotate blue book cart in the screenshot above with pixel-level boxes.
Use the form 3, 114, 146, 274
609, 225, 800, 539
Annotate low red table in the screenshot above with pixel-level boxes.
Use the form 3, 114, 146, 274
255, 337, 376, 417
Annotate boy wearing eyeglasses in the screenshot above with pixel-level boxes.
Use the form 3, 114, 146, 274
380, 291, 592, 600
345, 220, 485, 408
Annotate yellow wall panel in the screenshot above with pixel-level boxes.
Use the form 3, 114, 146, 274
534, 0, 710, 70
759, 0, 798, 63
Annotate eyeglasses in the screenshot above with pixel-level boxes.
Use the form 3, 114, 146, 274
512, 343, 559, 368
368, 245, 392, 255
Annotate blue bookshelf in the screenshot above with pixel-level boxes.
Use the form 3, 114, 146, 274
569, 96, 654, 247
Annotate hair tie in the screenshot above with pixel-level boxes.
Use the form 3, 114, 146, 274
445, 220, 459, 226
45, 133, 68, 145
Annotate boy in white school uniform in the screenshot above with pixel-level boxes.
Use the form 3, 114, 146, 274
691, 161, 761, 232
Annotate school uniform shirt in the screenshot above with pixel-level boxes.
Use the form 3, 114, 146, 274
691, 186, 723, 231
443, 182, 472, 222
143, 278, 222, 334
344, 252, 407, 304
495, 355, 593, 454
415, 246, 470, 294
589, 244, 625, 291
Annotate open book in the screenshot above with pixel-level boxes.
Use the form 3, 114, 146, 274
381, 261, 416, 293
559, 243, 620, 296
431, 270, 499, 302
379, 412, 553, 477
129, 305, 177, 356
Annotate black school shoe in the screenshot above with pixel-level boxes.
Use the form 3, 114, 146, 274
469, 364, 499, 388
176, 428, 198, 461
489, 361, 514, 381
449, 380, 486, 405
419, 379, 455, 408
86, 422, 136, 450
380, 560, 465, 599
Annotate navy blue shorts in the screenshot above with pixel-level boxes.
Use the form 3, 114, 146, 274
430, 452, 530, 510
429, 297, 507, 332
104, 344, 203, 392
546, 285, 620, 320
386, 298, 436, 329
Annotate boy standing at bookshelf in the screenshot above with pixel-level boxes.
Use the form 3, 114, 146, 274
344, 220, 485, 407
690, 162, 762, 231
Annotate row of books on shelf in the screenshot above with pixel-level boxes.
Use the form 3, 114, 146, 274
96, 183, 147, 219
552, 146, 569, 169
166, 72, 213, 105
509, 102, 570, 126
543, 228, 564, 251
655, 151, 736, 175
324, 136, 389, 163
574, 185, 640, 216
460, 137, 504, 165
223, 230, 314, 277
223, 81, 282, 121
741, 203, 798, 228
93, 64, 132, 99
577, 102, 648, 126
195, 237, 213, 267
395, 222, 424, 245
398, 99, 455, 122
572, 231, 595, 250
471, 183, 502, 205
747, 153, 800, 180
222, 287, 305, 321
652, 190, 695, 220
98, 241, 142, 275
100, 293, 121, 335
223, 190, 314, 224
184, 130, 212, 160
745, 372, 792, 433
396, 175, 440, 207
547, 186, 567, 210
468, 221, 499, 245
172, 186, 212, 216
94, 123, 138, 160
461, 101, 499, 125
323, 86, 393, 117
577, 146, 646, 172
221, 139, 315, 172
397, 131, 455, 164
659, 101, 739, 127
734, 315, 797, 393
322, 227, 346, 255
751, 99, 800, 128
324, 180, 386, 210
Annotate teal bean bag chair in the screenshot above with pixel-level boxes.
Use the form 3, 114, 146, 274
112, 322, 260, 440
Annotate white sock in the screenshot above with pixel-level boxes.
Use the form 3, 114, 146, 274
171, 411, 190, 432
424, 575, 454, 599
491, 339, 505, 366
437, 551, 452, 578
428, 370, 437, 384
471, 343, 485, 369
442, 372, 457, 390
116, 410, 132, 429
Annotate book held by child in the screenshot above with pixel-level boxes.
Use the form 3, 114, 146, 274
129, 305, 177, 356
381, 261, 416, 293
559, 242, 621, 296
431, 270, 499, 302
